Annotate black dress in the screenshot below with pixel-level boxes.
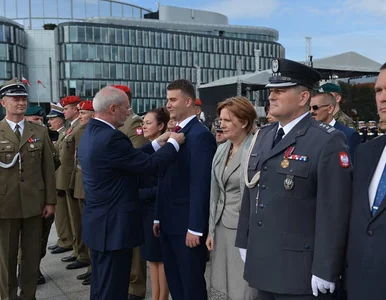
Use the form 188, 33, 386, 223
139, 174, 162, 262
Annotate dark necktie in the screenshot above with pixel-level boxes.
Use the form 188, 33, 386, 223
272, 127, 285, 148
173, 125, 182, 133
372, 165, 386, 216
14, 124, 21, 142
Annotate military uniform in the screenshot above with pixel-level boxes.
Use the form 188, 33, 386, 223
357, 121, 367, 143
0, 79, 56, 299
333, 109, 356, 129
367, 121, 378, 141
236, 59, 352, 299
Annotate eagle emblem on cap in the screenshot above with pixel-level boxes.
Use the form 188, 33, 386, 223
271, 59, 279, 74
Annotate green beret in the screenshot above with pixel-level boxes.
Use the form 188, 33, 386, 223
318, 83, 342, 94
25, 106, 44, 117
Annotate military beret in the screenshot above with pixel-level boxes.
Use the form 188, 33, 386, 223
60, 95, 81, 107
266, 58, 321, 89
25, 106, 44, 117
110, 85, 131, 93
77, 100, 94, 111
47, 102, 64, 118
0, 78, 28, 98
195, 98, 203, 106
318, 83, 342, 94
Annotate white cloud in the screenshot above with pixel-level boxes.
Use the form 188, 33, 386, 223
201, 0, 278, 19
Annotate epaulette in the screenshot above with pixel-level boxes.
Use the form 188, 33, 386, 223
313, 121, 336, 134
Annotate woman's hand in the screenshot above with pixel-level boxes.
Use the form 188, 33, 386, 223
206, 235, 214, 251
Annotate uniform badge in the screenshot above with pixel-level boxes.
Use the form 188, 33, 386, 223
0, 140, 9, 144
271, 59, 279, 74
30, 144, 35, 149
284, 175, 294, 190
5, 145, 11, 150
281, 159, 290, 168
135, 127, 143, 136
339, 152, 350, 168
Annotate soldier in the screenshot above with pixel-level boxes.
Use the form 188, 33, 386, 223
0, 78, 56, 299
357, 120, 368, 143
319, 82, 356, 128
367, 120, 378, 140
70, 100, 94, 285
236, 59, 352, 300
24, 106, 44, 125
111, 84, 147, 300
56, 95, 91, 270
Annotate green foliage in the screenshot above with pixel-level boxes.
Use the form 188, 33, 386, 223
43, 23, 57, 30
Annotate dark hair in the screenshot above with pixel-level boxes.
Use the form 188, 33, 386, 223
167, 79, 196, 101
381, 63, 386, 71
147, 107, 170, 134
264, 102, 270, 115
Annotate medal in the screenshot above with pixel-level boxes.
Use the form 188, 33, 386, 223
281, 159, 290, 168
30, 144, 35, 149
284, 175, 294, 190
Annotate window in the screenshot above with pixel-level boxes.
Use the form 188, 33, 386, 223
116, 64, 123, 79
101, 28, 108, 44
109, 28, 115, 44
136, 65, 143, 80
136, 30, 142, 46
86, 27, 93, 42
0, 44, 7, 60
138, 48, 144, 63
78, 27, 86, 42
73, 44, 81, 60
95, 63, 102, 78
125, 47, 132, 62
130, 65, 137, 80
81, 45, 88, 60
86, 63, 94, 78
112, 46, 118, 61
123, 29, 129, 45
143, 32, 149, 47
69, 26, 78, 42
116, 29, 122, 44
104, 45, 111, 61
145, 49, 151, 64
132, 47, 138, 62
103, 64, 109, 78
149, 32, 155, 47
149, 66, 156, 81
71, 62, 79, 78
94, 27, 101, 43
119, 47, 125, 61
96, 45, 104, 61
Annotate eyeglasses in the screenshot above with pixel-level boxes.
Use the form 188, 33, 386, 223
310, 104, 330, 111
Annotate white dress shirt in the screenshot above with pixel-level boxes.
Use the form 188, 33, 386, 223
369, 145, 386, 209
5, 118, 25, 136
94, 117, 115, 130
70, 118, 79, 127
277, 112, 309, 138
329, 119, 336, 127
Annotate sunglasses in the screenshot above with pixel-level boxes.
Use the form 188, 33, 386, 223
310, 104, 330, 111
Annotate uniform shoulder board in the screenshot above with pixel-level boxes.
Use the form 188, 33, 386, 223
261, 122, 277, 130
313, 121, 336, 134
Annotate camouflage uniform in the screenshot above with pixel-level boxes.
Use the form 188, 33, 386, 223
334, 109, 356, 129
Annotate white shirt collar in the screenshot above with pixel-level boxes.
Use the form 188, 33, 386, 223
177, 115, 196, 129
94, 118, 115, 130
329, 119, 336, 127
5, 118, 25, 133
277, 112, 309, 138
57, 126, 65, 133
70, 118, 78, 126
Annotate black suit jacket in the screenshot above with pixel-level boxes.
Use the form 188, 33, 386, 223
346, 135, 386, 300
334, 121, 361, 160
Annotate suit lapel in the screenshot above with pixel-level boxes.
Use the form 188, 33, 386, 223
213, 141, 229, 193
20, 121, 34, 148
223, 141, 244, 186
259, 123, 278, 162
0, 119, 19, 145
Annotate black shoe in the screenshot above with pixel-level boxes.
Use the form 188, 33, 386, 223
128, 294, 144, 300
66, 260, 90, 270
77, 271, 92, 280
51, 247, 72, 254
37, 270, 46, 285
61, 255, 77, 263
82, 277, 91, 285
47, 244, 58, 251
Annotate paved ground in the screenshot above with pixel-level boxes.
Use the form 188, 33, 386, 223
37, 224, 211, 299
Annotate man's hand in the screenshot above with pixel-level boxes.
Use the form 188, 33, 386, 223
186, 232, 200, 248
311, 275, 335, 297
42, 205, 55, 218
205, 235, 214, 251
153, 223, 160, 237
170, 132, 185, 145
156, 132, 172, 147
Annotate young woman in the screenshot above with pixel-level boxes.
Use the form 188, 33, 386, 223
140, 107, 170, 300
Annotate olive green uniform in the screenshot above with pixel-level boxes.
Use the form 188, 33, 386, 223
0, 120, 56, 300
334, 109, 356, 129
120, 113, 148, 298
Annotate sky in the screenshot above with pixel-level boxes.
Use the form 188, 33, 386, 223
132, 0, 386, 64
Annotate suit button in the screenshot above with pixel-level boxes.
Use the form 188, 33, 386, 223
20, 179, 24, 182
305, 244, 310, 250
263, 166, 268, 171
257, 221, 262, 227
367, 230, 373, 236
258, 204, 264, 209
261, 184, 266, 189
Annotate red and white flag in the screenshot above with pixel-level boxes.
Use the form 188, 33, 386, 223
37, 79, 46, 88
22, 76, 31, 87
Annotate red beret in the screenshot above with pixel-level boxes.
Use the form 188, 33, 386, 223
110, 84, 131, 93
60, 95, 81, 107
195, 98, 202, 106
77, 100, 94, 111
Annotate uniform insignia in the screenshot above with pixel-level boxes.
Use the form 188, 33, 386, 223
28, 138, 40, 143
135, 127, 143, 136
5, 145, 11, 150
30, 144, 35, 149
339, 152, 350, 168
6, 154, 11, 159
281, 159, 290, 168
66, 128, 73, 135
327, 128, 335, 133
0, 140, 9, 143
284, 175, 294, 190
271, 59, 279, 74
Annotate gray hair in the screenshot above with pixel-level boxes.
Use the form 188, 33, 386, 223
93, 86, 126, 113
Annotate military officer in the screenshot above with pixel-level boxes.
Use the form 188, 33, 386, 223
56, 95, 90, 270
0, 78, 56, 299
318, 82, 356, 128
111, 84, 147, 300
357, 121, 368, 143
24, 106, 45, 125
367, 120, 378, 140
236, 59, 352, 300
70, 100, 94, 285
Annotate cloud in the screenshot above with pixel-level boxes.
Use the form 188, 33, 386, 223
201, 0, 278, 19
344, 0, 386, 16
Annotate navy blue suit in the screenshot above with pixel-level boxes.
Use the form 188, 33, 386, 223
78, 119, 177, 300
156, 117, 216, 300
334, 121, 360, 160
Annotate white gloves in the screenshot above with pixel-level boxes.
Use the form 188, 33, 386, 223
239, 248, 246, 263
311, 275, 335, 297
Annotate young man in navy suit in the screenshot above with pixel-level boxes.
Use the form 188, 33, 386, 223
346, 63, 386, 300
311, 92, 360, 160
153, 79, 217, 300
77, 86, 185, 300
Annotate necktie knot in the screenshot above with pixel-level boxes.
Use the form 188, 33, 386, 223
173, 125, 182, 133
272, 128, 285, 148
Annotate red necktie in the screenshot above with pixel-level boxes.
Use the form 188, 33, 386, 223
173, 125, 182, 133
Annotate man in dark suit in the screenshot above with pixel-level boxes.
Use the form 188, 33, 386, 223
310, 92, 360, 160
346, 63, 386, 300
77, 86, 184, 300
153, 79, 217, 300
236, 59, 352, 300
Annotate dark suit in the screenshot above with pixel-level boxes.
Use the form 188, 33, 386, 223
236, 114, 352, 298
156, 117, 216, 300
77, 119, 177, 300
334, 121, 361, 160
346, 135, 386, 300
